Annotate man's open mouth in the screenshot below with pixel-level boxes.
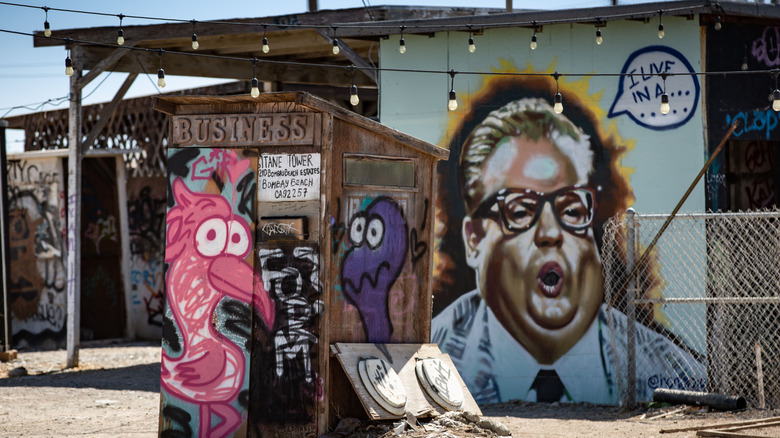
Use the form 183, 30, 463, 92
537, 262, 564, 298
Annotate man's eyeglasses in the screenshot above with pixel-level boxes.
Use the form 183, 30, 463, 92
471, 186, 596, 234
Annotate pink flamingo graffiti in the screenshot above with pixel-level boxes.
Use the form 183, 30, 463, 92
162, 178, 274, 438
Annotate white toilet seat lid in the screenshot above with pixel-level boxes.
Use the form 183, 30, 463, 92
358, 357, 407, 415
415, 358, 463, 410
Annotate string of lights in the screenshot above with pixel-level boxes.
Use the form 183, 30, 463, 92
0, 1, 724, 34
1, 2, 774, 115
1, 25, 776, 115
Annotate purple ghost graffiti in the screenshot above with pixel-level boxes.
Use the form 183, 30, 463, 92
341, 197, 408, 343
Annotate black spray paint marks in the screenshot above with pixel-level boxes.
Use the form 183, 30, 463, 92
162, 313, 181, 353
167, 149, 201, 207
411, 198, 430, 265
219, 298, 253, 351
160, 405, 193, 438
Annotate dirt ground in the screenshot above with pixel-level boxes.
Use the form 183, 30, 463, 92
0, 340, 778, 438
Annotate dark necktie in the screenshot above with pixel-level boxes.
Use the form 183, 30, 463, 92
532, 369, 566, 403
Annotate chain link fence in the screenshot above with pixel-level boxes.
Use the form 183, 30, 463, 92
601, 209, 780, 408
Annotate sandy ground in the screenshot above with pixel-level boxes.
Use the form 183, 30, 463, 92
0, 340, 778, 438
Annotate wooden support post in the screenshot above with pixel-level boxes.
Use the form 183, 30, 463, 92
755, 342, 765, 409
116, 156, 133, 339
0, 120, 11, 351
66, 46, 84, 368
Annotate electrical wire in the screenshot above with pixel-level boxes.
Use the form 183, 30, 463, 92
1, 95, 69, 119
0, 26, 770, 81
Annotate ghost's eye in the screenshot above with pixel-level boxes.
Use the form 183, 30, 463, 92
366, 217, 384, 249
349, 216, 366, 247
195, 218, 227, 257
226, 220, 250, 257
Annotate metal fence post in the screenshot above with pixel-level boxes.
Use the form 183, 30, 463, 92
625, 208, 637, 408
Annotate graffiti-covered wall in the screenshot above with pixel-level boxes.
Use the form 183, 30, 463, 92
126, 177, 167, 340
6, 157, 66, 349
379, 17, 707, 404
160, 148, 261, 437
706, 23, 780, 211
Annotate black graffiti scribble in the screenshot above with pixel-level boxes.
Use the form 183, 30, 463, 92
410, 199, 429, 264
331, 197, 346, 255
219, 298, 253, 350
236, 172, 257, 218
160, 405, 193, 438
255, 246, 322, 424
162, 313, 182, 353
167, 149, 201, 207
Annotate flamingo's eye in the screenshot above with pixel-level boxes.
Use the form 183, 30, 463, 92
195, 218, 227, 257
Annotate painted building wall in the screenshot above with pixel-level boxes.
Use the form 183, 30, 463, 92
160, 148, 260, 437
705, 22, 780, 211
6, 157, 66, 349
126, 176, 167, 340
379, 16, 708, 404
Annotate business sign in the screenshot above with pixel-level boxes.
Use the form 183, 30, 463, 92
258, 153, 320, 201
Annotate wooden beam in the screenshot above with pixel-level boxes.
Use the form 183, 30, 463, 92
76, 46, 375, 86
33, 7, 379, 48
315, 29, 377, 84
0, 120, 11, 352
66, 46, 84, 369
77, 43, 136, 89
697, 431, 769, 438
115, 156, 133, 340
80, 73, 138, 153
661, 417, 780, 434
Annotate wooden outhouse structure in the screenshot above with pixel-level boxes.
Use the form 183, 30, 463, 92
155, 92, 476, 437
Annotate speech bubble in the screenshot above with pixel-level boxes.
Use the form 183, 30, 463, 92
608, 46, 700, 131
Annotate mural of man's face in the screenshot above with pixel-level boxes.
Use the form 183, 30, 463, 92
462, 134, 604, 365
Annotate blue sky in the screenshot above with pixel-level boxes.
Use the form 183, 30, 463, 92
0, 0, 653, 151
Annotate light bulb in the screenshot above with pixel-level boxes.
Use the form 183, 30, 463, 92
741, 56, 748, 71
448, 90, 457, 111
157, 68, 166, 88
251, 78, 260, 98
262, 37, 269, 54
350, 84, 359, 106
715, 16, 722, 31
773, 90, 780, 112
44, 21, 51, 37
553, 93, 563, 114
399, 37, 406, 54
658, 23, 665, 39
192, 34, 199, 50
332, 39, 340, 55
65, 56, 73, 77
596, 29, 603, 45
117, 29, 125, 45
530, 34, 537, 50
660, 93, 670, 115
468, 36, 476, 53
